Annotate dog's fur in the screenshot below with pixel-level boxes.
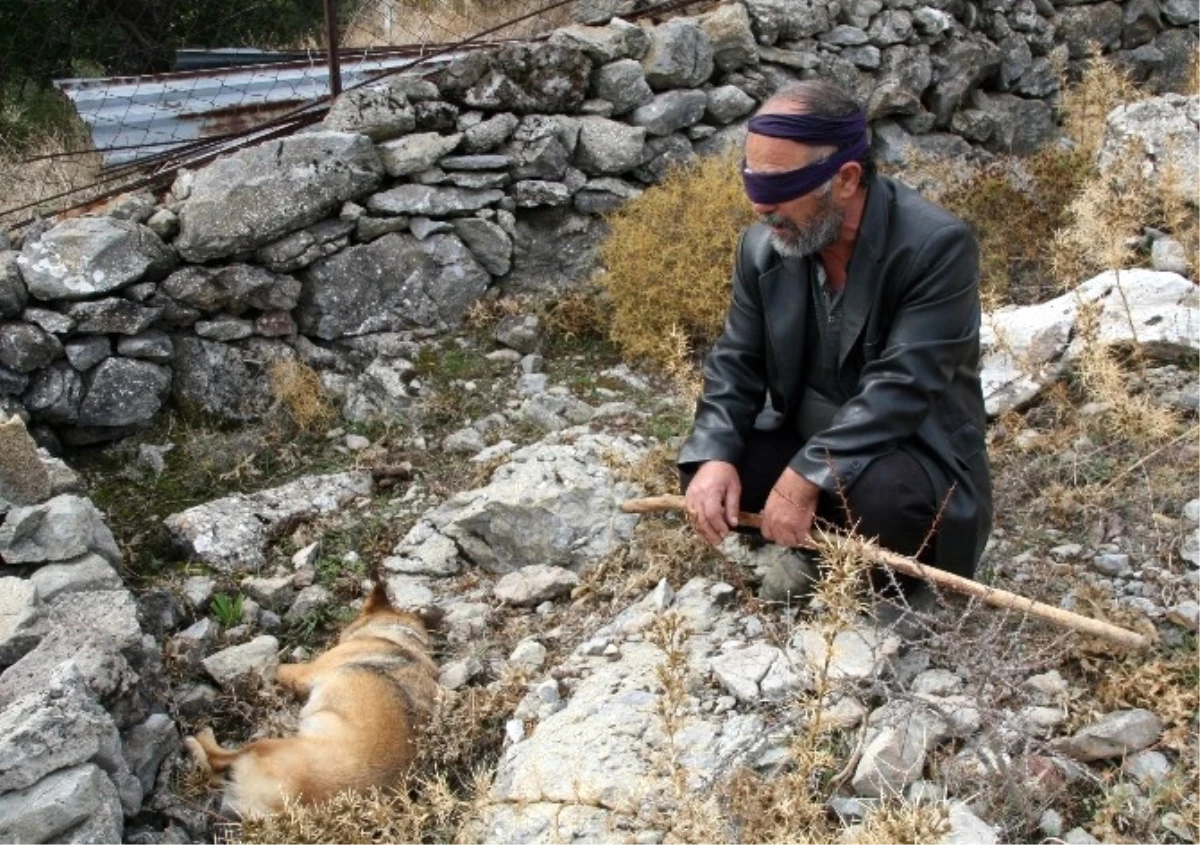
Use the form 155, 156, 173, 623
184, 584, 442, 817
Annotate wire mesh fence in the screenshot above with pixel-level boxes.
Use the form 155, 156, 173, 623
0, 0, 689, 231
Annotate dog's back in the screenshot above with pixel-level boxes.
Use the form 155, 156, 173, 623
186, 585, 442, 817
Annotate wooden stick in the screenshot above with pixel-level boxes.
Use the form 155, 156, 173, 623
621, 494, 1156, 650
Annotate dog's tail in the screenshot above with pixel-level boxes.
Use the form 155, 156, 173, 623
184, 728, 242, 776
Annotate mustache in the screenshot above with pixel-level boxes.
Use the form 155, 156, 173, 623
761, 213, 798, 231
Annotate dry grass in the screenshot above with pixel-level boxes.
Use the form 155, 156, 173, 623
267, 359, 337, 433
0, 120, 105, 230
598, 148, 758, 375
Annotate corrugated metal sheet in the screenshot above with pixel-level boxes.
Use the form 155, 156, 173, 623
55, 52, 454, 169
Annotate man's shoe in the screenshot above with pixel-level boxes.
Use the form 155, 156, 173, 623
759, 550, 820, 607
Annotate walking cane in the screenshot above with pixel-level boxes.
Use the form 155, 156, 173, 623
621, 494, 1156, 650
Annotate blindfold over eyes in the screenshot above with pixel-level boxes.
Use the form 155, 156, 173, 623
741, 111, 869, 204
741, 134, 868, 205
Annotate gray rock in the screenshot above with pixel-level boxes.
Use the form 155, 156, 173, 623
869, 9, 914, 44
1123, 749, 1172, 787
174, 132, 384, 262
461, 113, 521, 154
170, 336, 293, 422
115, 331, 173, 364
710, 641, 804, 702
0, 367, 28, 399
384, 520, 461, 577
162, 264, 297, 315
285, 585, 332, 621
1166, 600, 1199, 631
164, 471, 373, 571
77, 357, 171, 428
789, 626, 900, 684
1040, 808, 1065, 838
29, 554, 122, 601
1100, 94, 1198, 208
504, 208, 605, 293
0, 322, 62, 373
195, 317, 254, 342
494, 314, 540, 354
367, 184, 504, 217
252, 219, 354, 274
641, 18, 714, 90
574, 117, 647, 176
549, 22, 645, 64
451, 217, 512, 276
322, 84, 414, 141
443, 427, 487, 454
242, 575, 295, 612
17, 218, 173, 301
494, 565, 579, 606
1063, 827, 1102, 844
1056, 708, 1164, 761
852, 700, 950, 797
0, 673, 127, 796
376, 131, 463, 177
64, 336, 112, 372
699, 2, 759, 70
341, 356, 417, 424
164, 618, 217, 675
743, 0, 837, 43
356, 215, 409, 243
145, 208, 179, 240
383, 575, 434, 609
573, 177, 642, 214
508, 638, 548, 670
632, 133, 695, 184
67, 298, 161, 335
202, 636, 279, 695
0, 577, 46, 667
0, 414, 51, 507
299, 232, 489, 336
0, 251, 27, 318
629, 89, 708, 136
591, 59, 655, 116
926, 36, 1002, 125
0, 763, 121, 844
439, 656, 483, 690
450, 44, 592, 114
22, 363, 84, 425
1162, 0, 1199, 24
1058, 1, 1124, 57
0, 495, 120, 565
1151, 237, 1190, 275
121, 713, 178, 794
512, 180, 572, 207
706, 85, 756, 125
22, 307, 74, 335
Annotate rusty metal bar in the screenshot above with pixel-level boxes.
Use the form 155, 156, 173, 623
324, 0, 343, 99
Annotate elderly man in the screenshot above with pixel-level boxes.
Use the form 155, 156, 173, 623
679, 80, 992, 613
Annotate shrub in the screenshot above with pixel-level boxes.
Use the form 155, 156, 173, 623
598, 149, 757, 375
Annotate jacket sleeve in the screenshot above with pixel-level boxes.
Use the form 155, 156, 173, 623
790, 221, 981, 492
676, 230, 769, 468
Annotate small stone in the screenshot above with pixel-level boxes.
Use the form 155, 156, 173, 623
182, 576, 215, 611
651, 579, 675, 609
292, 543, 320, 568
1056, 709, 1164, 761
345, 434, 370, 451
1049, 543, 1083, 559
1166, 601, 1199, 631
439, 656, 483, 690
1183, 499, 1200, 523
1039, 809, 1064, 838
1092, 553, 1131, 577
1062, 827, 1100, 844
505, 719, 525, 744
1123, 749, 1172, 787
581, 637, 609, 656
509, 639, 548, 670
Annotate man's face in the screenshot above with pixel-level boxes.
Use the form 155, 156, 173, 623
744, 131, 845, 258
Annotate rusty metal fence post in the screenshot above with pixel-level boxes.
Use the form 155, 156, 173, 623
324, 0, 342, 98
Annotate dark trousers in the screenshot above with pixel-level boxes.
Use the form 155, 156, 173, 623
680, 427, 939, 595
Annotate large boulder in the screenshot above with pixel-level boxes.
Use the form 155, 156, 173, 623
16, 219, 173, 302
0, 495, 121, 565
173, 132, 384, 262
163, 472, 373, 571
641, 18, 714, 90
503, 208, 606, 294
297, 232, 491, 339
698, 2, 759, 72
322, 85, 415, 141
574, 116, 647, 175
742, 0, 839, 44
387, 432, 642, 576
1099, 94, 1199, 207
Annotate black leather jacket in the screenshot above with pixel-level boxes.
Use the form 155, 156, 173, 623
679, 174, 993, 576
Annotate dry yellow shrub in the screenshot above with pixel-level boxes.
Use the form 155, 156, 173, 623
598, 148, 757, 372
267, 359, 335, 432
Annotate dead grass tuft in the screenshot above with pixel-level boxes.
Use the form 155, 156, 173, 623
598, 148, 757, 374
850, 798, 951, 844
541, 290, 611, 342
267, 359, 336, 433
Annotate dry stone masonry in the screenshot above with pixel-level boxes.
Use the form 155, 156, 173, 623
0, 0, 1195, 448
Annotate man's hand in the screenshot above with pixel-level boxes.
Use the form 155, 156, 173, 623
684, 461, 742, 545
761, 467, 819, 548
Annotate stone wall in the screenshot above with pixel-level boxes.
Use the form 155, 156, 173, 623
0, 0, 1195, 446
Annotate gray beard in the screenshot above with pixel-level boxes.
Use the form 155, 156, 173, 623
764, 190, 844, 258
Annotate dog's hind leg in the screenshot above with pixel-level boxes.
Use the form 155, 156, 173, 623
276, 662, 319, 698
184, 728, 243, 775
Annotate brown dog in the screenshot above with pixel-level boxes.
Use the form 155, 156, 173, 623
185, 583, 442, 817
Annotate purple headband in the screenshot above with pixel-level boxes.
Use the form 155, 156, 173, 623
742, 111, 869, 205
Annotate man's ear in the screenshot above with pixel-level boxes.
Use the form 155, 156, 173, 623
835, 161, 863, 198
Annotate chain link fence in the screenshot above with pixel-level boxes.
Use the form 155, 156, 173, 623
0, 0, 672, 230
